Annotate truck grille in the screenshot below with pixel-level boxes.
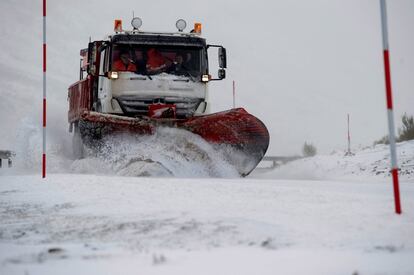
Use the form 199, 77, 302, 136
114, 96, 203, 118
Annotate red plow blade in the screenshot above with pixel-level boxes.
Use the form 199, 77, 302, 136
180, 108, 269, 175
78, 108, 269, 176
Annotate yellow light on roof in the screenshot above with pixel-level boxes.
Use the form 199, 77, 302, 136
194, 23, 202, 34
114, 19, 122, 32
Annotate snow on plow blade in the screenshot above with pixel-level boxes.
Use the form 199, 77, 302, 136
78, 108, 269, 176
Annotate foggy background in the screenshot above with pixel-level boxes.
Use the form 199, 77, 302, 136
0, 0, 413, 156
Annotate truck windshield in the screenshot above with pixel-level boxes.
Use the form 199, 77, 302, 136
111, 45, 204, 78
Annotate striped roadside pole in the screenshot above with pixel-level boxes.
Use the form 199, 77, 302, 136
380, 0, 401, 214
42, 0, 47, 178
232, 80, 236, 108
347, 114, 351, 154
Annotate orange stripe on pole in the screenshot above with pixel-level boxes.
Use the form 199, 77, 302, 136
43, 44, 46, 72
391, 168, 402, 214
383, 50, 393, 109
42, 0, 47, 179
42, 153, 46, 178
43, 99, 46, 127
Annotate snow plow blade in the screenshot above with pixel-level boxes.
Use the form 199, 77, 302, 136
77, 108, 269, 176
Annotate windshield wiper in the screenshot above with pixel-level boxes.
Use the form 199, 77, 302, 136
139, 70, 152, 80
130, 63, 152, 80
163, 56, 197, 82
179, 71, 196, 82
124, 34, 153, 81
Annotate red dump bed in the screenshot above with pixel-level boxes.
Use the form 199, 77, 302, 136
68, 77, 92, 123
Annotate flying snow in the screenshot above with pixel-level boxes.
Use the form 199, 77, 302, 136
6, 121, 240, 178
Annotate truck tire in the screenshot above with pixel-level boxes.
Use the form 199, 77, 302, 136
72, 123, 84, 159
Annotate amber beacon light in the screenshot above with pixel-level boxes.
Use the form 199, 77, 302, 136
114, 19, 122, 32
194, 23, 202, 34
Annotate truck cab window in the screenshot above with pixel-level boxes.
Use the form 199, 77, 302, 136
111, 44, 204, 78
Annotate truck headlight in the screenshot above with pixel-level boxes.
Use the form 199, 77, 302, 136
201, 74, 210, 82
109, 71, 119, 79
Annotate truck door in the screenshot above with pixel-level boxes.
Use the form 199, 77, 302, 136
98, 44, 112, 112
87, 41, 103, 111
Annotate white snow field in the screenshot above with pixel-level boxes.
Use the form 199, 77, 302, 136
0, 1, 413, 274
1, 141, 414, 275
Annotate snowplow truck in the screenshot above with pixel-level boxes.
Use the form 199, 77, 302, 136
68, 18, 269, 176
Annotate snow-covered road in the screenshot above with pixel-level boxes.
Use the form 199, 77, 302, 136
1, 173, 414, 275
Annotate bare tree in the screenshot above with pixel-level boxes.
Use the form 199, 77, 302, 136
398, 113, 414, 142
302, 142, 317, 157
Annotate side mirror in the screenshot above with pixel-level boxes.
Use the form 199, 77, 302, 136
218, 47, 227, 68
218, 68, 226, 79
206, 44, 227, 81
86, 42, 95, 75
87, 41, 105, 76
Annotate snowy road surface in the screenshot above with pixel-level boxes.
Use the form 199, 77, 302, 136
1, 174, 414, 275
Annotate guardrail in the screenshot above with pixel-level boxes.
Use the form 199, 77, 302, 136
0, 150, 15, 168
258, 155, 303, 170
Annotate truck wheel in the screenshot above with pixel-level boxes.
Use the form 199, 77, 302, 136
72, 123, 84, 159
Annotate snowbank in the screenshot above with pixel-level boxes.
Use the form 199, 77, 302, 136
253, 140, 414, 182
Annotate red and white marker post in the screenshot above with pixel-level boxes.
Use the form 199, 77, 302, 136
232, 80, 236, 109
347, 114, 351, 155
42, 0, 47, 178
380, 0, 401, 214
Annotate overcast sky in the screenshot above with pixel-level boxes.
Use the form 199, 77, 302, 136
0, 0, 413, 155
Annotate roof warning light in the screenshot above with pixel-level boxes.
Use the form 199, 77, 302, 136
194, 23, 202, 34
114, 19, 122, 32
